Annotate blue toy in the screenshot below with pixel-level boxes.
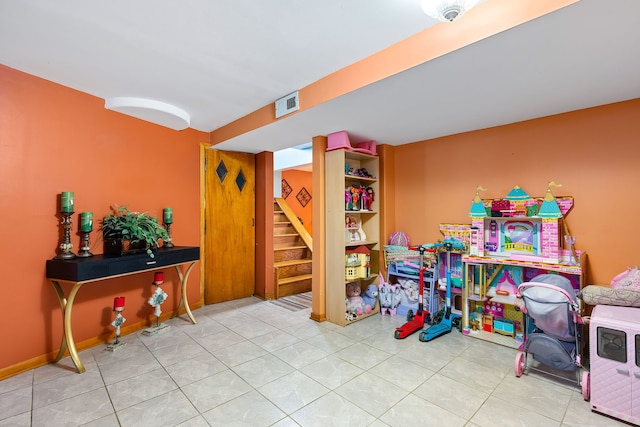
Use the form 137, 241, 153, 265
362, 284, 378, 310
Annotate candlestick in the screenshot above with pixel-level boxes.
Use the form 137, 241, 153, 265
163, 210, 174, 248
143, 281, 171, 336
107, 299, 127, 351
163, 208, 173, 224
77, 229, 94, 257
54, 211, 76, 260
564, 235, 578, 266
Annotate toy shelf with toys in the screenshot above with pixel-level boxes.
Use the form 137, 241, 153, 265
325, 131, 381, 326
385, 246, 440, 319
460, 183, 587, 350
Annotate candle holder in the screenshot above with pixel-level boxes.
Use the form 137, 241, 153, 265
107, 299, 127, 351
163, 222, 175, 248
54, 211, 77, 260
143, 274, 171, 336
564, 235, 578, 266
77, 231, 94, 257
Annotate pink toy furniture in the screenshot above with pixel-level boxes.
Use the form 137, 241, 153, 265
326, 130, 377, 156
589, 304, 640, 425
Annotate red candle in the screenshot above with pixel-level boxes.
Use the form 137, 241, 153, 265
154, 271, 164, 283
113, 297, 125, 310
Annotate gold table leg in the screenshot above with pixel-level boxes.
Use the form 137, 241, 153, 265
174, 262, 197, 324
50, 280, 86, 373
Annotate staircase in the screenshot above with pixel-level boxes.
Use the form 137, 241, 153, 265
273, 198, 312, 299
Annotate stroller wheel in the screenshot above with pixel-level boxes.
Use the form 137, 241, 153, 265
406, 310, 414, 321
581, 371, 590, 401
514, 352, 525, 377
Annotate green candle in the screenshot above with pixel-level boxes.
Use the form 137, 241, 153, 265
61, 192, 74, 213
80, 212, 93, 232
163, 208, 173, 224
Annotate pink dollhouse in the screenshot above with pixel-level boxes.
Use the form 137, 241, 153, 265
467, 183, 576, 265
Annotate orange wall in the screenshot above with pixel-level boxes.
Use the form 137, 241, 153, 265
0, 65, 207, 373
390, 98, 640, 285
281, 170, 313, 234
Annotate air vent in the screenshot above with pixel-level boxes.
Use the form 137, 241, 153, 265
275, 91, 299, 118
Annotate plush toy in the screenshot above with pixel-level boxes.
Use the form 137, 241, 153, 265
346, 283, 367, 316
398, 278, 419, 307
362, 284, 378, 310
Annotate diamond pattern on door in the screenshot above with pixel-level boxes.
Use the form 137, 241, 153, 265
216, 160, 228, 183
235, 170, 246, 192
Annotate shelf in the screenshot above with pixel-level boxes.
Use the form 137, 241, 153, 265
345, 210, 377, 214
345, 151, 378, 161
462, 255, 583, 275
346, 240, 378, 247
464, 329, 522, 350
326, 145, 380, 326
345, 304, 380, 325
489, 294, 519, 305
345, 174, 376, 183
346, 273, 378, 284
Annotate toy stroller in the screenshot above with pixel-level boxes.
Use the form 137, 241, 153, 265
514, 273, 590, 400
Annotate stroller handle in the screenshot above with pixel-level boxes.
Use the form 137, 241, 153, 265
517, 281, 580, 312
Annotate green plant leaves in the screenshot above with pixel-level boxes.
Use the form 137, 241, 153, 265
100, 205, 170, 257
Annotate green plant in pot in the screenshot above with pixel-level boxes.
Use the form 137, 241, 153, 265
100, 205, 170, 258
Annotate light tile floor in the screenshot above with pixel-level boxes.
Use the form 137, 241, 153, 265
0, 297, 632, 427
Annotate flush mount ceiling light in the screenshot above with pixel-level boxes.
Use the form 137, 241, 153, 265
104, 97, 190, 130
420, 0, 480, 22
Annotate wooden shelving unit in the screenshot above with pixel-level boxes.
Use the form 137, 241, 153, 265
325, 149, 380, 326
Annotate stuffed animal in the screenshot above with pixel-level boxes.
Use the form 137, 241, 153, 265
346, 283, 366, 316
398, 278, 420, 307
362, 284, 378, 310
611, 266, 640, 290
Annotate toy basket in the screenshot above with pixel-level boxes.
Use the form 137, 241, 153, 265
327, 130, 377, 156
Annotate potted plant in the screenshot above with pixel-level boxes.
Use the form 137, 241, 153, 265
100, 205, 170, 258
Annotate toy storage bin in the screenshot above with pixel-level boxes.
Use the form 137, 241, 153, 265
326, 130, 377, 156
387, 261, 439, 318
589, 304, 640, 426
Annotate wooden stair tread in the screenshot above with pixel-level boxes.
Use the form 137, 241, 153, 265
275, 259, 312, 267
278, 274, 313, 284
274, 245, 308, 250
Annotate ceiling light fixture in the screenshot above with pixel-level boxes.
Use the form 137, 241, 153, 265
420, 0, 480, 22
104, 97, 190, 131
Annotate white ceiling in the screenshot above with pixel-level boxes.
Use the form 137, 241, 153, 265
2, 0, 640, 154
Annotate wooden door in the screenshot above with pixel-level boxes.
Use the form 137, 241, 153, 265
204, 149, 255, 304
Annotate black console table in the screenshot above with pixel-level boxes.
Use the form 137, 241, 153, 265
46, 246, 200, 373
